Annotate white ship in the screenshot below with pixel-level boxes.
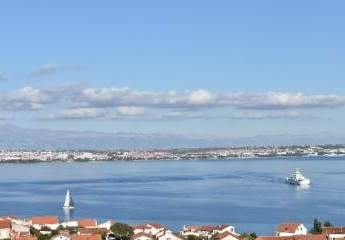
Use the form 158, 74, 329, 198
286, 168, 311, 185
63, 189, 74, 209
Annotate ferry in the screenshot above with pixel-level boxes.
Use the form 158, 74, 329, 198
286, 168, 311, 185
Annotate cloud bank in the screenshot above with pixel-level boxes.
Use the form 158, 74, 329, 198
0, 85, 344, 121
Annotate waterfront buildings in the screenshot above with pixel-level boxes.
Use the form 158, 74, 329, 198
0, 215, 344, 240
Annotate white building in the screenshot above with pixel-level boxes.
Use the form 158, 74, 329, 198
131, 233, 154, 240
0, 219, 11, 239
214, 232, 240, 240
31, 216, 60, 230
181, 225, 237, 238
157, 230, 183, 240
51, 235, 71, 240
276, 223, 307, 236
322, 227, 345, 240
133, 224, 165, 236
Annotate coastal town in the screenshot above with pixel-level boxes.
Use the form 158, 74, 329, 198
0, 145, 344, 163
0, 215, 342, 240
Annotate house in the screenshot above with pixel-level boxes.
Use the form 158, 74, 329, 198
322, 227, 345, 240
131, 232, 154, 240
181, 225, 237, 238
257, 234, 327, 240
31, 216, 60, 230
276, 223, 308, 236
215, 225, 236, 235
213, 231, 241, 240
61, 221, 78, 228
133, 223, 165, 236
0, 219, 11, 239
157, 230, 183, 240
50, 234, 71, 240
71, 234, 102, 240
78, 219, 97, 229
98, 221, 115, 231
79, 228, 98, 235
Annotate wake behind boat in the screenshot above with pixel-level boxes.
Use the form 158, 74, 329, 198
286, 168, 311, 185
63, 189, 74, 209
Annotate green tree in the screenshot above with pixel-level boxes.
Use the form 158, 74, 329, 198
188, 235, 207, 240
241, 232, 257, 240
324, 221, 333, 227
110, 223, 134, 237
310, 219, 322, 234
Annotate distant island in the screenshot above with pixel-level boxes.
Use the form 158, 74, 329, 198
0, 144, 344, 163
1, 125, 345, 151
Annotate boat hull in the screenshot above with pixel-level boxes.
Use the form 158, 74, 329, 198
286, 178, 311, 185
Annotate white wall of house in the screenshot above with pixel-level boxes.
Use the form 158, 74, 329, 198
32, 224, 60, 230
276, 225, 307, 237
158, 230, 182, 240
329, 234, 345, 240
133, 236, 152, 240
220, 226, 236, 234
218, 234, 239, 240
51, 235, 71, 240
0, 228, 11, 239
61, 221, 78, 228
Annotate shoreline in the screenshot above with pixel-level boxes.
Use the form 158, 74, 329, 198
0, 154, 344, 164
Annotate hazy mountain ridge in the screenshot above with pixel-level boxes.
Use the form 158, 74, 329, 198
0, 125, 344, 150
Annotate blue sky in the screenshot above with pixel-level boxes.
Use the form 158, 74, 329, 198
0, 1, 344, 137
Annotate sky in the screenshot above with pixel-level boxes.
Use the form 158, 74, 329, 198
0, 1, 345, 138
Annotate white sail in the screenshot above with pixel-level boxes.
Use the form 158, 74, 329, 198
63, 189, 74, 209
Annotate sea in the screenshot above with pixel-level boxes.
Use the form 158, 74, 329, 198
0, 156, 345, 235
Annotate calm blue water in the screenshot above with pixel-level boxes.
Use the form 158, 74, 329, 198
0, 157, 345, 235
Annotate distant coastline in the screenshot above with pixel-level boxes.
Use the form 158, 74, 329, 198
0, 144, 344, 163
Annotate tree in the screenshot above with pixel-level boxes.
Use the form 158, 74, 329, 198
324, 221, 333, 227
241, 232, 257, 240
310, 219, 333, 234
188, 235, 207, 240
110, 223, 134, 238
310, 219, 322, 234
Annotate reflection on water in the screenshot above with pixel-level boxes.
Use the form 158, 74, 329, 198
297, 184, 311, 191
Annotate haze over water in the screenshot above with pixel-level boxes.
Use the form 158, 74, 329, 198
0, 157, 344, 235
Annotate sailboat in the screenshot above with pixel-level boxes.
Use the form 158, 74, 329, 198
63, 189, 74, 209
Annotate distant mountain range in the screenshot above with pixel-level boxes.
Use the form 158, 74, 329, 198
0, 124, 344, 150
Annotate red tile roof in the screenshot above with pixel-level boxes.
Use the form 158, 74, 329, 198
214, 231, 240, 240
322, 227, 345, 234
71, 234, 102, 240
131, 233, 154, 240
276, 223, 302, 233
17, 236, 38, 240
185, 225, 222, 232
257, 234, 327, 240
32, 216, 59, 225
0, 219, 11, 229
79, 228, 98, 235
78, 219, 97, 228
147, 223, 164, 229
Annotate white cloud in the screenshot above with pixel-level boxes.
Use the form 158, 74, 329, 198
1, 85, 345, 121
116, 106, 146, 116
189, 89, 214, 105
74, 88, 345, 110
0, 87, 57, 111
54, 108, 108, 119
30, 64, 81, 77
